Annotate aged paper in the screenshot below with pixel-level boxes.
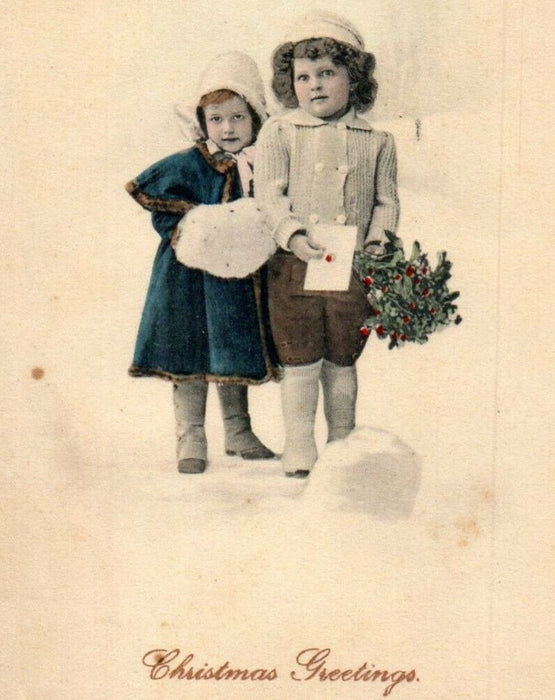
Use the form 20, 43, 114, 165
3, 1, 554, 698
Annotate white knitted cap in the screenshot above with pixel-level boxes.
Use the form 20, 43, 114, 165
281, 11, 365, 51
195, 51, 267, 123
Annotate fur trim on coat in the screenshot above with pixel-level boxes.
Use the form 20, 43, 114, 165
174, 198, 276, 279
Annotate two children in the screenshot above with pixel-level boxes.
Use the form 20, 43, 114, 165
127, 12, 400, 479
126, 52, 278, 474
255, 12, 400, 477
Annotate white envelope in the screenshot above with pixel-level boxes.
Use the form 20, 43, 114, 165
303, 225, 357, 291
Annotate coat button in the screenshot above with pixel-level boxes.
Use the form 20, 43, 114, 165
314, 162, 324, 172
336, 214, 347, 224
309, 214, 319, 224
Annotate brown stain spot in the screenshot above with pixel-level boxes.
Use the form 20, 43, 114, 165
71, 524, 91, 542
161, 621, 169, 628
31, 367, 44, 380
456, 518, 481, 547
482, 489, 494, 503
425, 522, 441, 541
460, 518, 479, 534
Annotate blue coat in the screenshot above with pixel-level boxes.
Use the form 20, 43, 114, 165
126, 141, 279, 383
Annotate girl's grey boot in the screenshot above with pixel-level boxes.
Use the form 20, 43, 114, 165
216, 384, 274, 459
280, 360, 322, 476
173, 382, 208, 473
320, 359, 357, 442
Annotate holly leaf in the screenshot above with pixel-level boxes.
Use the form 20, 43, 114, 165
409, 240, 421, 261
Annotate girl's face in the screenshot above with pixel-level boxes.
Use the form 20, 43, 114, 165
204, 95, 254, 153
293, 57, 351, 120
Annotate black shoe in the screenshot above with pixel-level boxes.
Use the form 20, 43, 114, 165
225, 445, 275, 460
285, 469, 310, 479
178, 458, 206, 474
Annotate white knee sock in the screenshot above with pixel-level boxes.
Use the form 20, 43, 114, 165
321, 360, 357, 442
281, 360, 322, 472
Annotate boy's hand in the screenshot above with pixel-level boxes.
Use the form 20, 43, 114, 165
288, 231, 324, 262
364, 240, 386, 257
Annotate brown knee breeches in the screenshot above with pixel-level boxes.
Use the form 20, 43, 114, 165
268, 251, 371, 366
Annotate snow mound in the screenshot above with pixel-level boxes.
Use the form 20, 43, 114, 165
303, 427, 421, 519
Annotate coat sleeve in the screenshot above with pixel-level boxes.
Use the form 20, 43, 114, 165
125, 151, 198, 241
254, 118, 305, 250
365, 132, 400, 245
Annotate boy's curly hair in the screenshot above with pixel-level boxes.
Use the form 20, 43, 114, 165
272, 38, 377, 113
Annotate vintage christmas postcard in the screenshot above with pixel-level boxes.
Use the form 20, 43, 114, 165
3, 1, 554, 698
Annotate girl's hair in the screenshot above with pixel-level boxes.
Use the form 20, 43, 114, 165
196, 89, 262, 139
272, 38, 377, 113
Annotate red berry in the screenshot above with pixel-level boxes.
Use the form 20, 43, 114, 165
372, 309, 381, 316
394, 274, 401, 280
381, 285, 387, 293
360, 326, 370, 337
408, 302, 416, 310
421, 267, 427, 274
401, 334, 407, 341
391, 332, 398, 340
406, 266, 415, 277
403, 315, 410, 324
422, 288, 429, 296
325, 254, 333, 263
430, 308, 435, 314
376, 325, 384, 336
363, 276, 373, 286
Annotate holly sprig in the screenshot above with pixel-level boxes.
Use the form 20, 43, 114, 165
354, 231, 462, 349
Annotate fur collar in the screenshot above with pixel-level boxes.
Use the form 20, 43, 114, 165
195, 140, 237, 174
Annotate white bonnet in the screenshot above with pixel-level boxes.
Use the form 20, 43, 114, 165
175, 51, 267, 143
195, 50, 267, 123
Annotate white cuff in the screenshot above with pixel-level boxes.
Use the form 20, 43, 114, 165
273, 216, 305, 250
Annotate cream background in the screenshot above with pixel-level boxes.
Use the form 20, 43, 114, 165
2, 1, 554, 698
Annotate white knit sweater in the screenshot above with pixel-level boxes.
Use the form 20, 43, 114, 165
254, 107, 400, 251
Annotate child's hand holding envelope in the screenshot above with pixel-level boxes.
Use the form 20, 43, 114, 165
304, 225, 358, 291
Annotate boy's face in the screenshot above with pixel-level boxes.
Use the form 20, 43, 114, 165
293, 57, 351, 120
204, 95, 254, 153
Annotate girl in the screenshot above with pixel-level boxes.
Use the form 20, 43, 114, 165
255, 12, 400, 477
126, 52, 279, 474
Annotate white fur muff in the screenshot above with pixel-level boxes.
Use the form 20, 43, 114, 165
174, 198, 276, 279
